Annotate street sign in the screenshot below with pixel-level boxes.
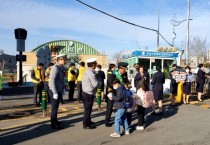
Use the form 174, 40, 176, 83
16, 55, 26, 61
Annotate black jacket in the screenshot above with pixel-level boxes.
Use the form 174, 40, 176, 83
151, 71, 165, 90
134, 72, 150, 87
197, 69, 205, 84
112, 85, 126, 110
97, 70, 105, 82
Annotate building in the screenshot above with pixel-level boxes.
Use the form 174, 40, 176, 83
17, 40, 108, 82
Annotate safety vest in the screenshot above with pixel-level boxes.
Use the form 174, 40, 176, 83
32, 67, 45, 84
68, 68, 76, 81
77, 66, 86, 81
45, 67, 50, 82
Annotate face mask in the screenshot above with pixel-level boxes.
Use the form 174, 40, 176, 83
113, 86, 118, 89
186, 69, 189, 73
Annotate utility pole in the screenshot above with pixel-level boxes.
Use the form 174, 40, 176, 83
186, 0, 191, 65
157, 8, 160, 48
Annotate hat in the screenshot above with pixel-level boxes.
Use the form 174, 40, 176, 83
172, 64, 177, 67
86, 58, 97, 64
134, 63, 140, 68
118, 62, 128, 70
56, 54, 67, 58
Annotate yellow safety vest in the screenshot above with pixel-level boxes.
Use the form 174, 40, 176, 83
68, 68, 76, 81
77, 66, 86, 81
45, 67, 50, 82
32, 67, 45, 84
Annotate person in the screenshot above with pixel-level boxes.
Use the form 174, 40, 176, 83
134, 63, 140, 72
169, 64, 178, 106
105, 63, 116, 127
107, 79, 129, 138
31, 63, 45, 107
183, 66, 195, 104
134, 79, 150, 130
68, 63, 76, 102
96, 64, 105, 101
76, 61, 86, 103
196, 64, 207, 102
49, 54, 67, 129
151, 64, 165, 115
44, 63, 54, 103
112, 62, 132, 126
82, 58, 98, 129
134, 66, 150, 88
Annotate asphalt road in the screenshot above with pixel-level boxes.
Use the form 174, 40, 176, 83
1, 93, 210, 145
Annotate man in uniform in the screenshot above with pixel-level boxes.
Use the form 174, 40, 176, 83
49, 54, 67, 129
45, 63, 54, 103
68, 63, 76, 102
31, 63, 45, 106
82, 58, 98, 129
105, 62, 132, 127
76, 61, 86, 103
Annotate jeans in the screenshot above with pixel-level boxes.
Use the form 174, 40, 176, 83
115, 109, 128, 135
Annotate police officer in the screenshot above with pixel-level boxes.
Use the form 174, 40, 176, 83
68, 63, 76, 102
45, 63, 54, 103
76, 61, 86, 103
105, 63, 116, 127
31, 63, 45, 106
82, 58, 98, 129
49, 54, 67, 129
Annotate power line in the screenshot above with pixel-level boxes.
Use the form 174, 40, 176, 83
76, 0, 172, 46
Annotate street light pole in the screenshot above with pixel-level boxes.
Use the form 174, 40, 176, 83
171, 15, 192, 47
186, 0, 191, 65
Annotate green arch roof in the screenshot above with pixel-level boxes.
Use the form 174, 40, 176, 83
32, 40, 101, 55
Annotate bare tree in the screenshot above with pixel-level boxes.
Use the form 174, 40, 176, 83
188, 36, 209, 66
113, 50, 124, 64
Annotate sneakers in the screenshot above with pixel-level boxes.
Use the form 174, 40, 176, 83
125, 130, 130, 135
136, 126, 144, 131
110, 132, 121, 138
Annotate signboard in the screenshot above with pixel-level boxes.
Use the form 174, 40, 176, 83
131, 50, 179, 58
16, 55, 26, 61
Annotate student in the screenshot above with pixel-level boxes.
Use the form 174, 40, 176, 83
151, 64, 165, 115
134, 79, 149, 130
169, 64, 178, 106
107, 79, 129, 138
183, 66, 195, 104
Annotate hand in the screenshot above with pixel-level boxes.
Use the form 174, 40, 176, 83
63, 89, 66, 95
107, 93, 112, 100
53, 94, 58, 100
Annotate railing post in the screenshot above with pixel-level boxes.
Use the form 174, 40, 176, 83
42, 90, 47, 117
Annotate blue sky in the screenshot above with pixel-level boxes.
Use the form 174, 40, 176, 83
0, 0, 210, 59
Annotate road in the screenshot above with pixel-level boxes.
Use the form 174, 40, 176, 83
0, 93, 210, 145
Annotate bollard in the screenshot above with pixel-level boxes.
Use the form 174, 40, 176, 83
42, 90, 47, 117
97, 88, 101, 111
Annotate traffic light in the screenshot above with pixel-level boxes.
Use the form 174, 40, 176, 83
14, 28, 27, 40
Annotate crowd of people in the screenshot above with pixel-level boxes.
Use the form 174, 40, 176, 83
31, 55, 209, 137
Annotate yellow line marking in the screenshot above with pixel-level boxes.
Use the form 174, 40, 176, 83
200, 104, 210, 109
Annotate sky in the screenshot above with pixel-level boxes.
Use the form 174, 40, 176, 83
0, 0, 210, 59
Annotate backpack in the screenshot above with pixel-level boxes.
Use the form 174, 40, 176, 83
124, 88, 133, 109
140, 91, 154, 108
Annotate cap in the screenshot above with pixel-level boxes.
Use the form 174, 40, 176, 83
172, 64, 177, 67
56, 54, 67, 58
86, 58, 97, 63
118, 62, 128, 70
134, 63, 140, 68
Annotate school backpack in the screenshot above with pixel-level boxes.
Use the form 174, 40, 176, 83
140, 91, 154, 108
124, 88, 133, 109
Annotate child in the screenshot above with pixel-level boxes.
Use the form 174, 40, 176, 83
107, 79, 129, 137
133, 79, 150, 130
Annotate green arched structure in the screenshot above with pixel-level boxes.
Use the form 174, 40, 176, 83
32, 40, 101, 55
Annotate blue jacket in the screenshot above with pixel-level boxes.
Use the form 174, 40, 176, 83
151, 71, 165, 90
112, 85, 126, 110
